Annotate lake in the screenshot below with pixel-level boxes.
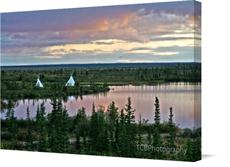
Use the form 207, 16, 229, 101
1, 82, 201, 128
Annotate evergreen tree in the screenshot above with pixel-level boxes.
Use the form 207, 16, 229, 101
74, 107, 88, 152
60, 106, 70, 153
119, 109, 125, 126
6, 100, 18, 149
123, 97, 136, 157
116, 109, 126, 155
25, 106, 34, 150
107, 101, 119, 153
154, 97, 160, 126
48, 99, 70, 153
167, 107, 176, 147
96, 106, 109, 153
89, 103, 98, 153
153, 97, 162, 156
89, 105, 109, 154
48, 99, 58, 152
125, 97, 135, 124
36, 102, 48, 151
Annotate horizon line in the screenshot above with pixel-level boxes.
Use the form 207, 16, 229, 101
1, 61, 201, 67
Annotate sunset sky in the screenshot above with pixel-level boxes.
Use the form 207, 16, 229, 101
1, 1, 201, 65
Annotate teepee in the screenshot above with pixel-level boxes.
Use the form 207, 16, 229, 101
35, 77, 44, 88
65, 75, 75, 86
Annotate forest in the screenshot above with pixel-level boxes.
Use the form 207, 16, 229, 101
1, 63, 201, 99
1, 63, 201, 161
1, 97, 201, 161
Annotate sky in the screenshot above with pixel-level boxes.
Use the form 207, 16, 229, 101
1, 1, 201, 65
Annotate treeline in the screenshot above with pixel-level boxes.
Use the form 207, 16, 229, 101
1, 97, 201, 161
1, 80, 109, 99
1, 63, 201, 99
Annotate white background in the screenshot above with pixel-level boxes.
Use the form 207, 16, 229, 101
1, 0, 230, 166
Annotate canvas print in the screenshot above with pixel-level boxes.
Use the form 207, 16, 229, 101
0, 0, 201, 161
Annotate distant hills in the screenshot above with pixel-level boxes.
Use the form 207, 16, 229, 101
1, 62, 201, 70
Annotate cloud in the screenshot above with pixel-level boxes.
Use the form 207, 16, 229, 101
41, 37, 194, 57
1, 1, 201, 65
90, 39, 127, 45
2, 5, 201, 46
128, 49, 179, 56
35, 55, 63, 59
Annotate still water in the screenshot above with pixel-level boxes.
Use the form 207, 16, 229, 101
1, 82, 201, 128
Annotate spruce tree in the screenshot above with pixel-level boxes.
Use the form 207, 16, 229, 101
60, 106, 70, 153
48, 99, 57, 152
125, 97, 135, 124
117, 109, 126, 156
153, 97, 162, 147
96, 106, 109, 153
25, 106, 34, 150
74, 107, 88, 152
89, 105, 109, 154
107, 101, 119, 153
89, 103, 98, 153
154, 97, 160, 126
48, 99, 70, 153
119, 109, 125, 126
6, 100, 18, 149
167, 107, 176, 147
124, 97, 136, 157
36, 102, 48, 152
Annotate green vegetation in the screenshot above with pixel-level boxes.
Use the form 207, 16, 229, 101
1, 63, 201, 99
0, 63, 201, 161
1, 97, 201, 161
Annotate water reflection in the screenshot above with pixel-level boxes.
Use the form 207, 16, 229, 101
1, 82, 201, 128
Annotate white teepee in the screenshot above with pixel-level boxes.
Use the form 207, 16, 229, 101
65, 75, 75, 86
35, 77, 44, 88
